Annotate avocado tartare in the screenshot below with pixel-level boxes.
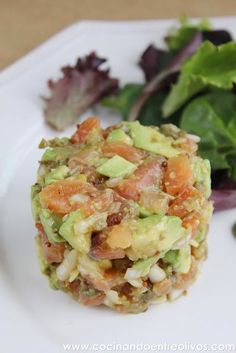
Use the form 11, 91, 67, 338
31, 117, 213, 313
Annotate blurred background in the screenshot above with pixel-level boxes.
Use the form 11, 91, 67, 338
1, 0, 235, 69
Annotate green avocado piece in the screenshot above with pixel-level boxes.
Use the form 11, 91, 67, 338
132, 255, 159, 277
31, 184, 41, 221
95, 157, 109, 167
59, 210, 90, 252
131, 202, 153, 217
163, 249, 179, 265
127, 215, 187, 260
128, 121, 179, 158
138, 206, 153, 217
107, 129, 133, 145
41, 146, 80, 162
195, 225, 206, 243
42, 148, 68, 162
174, 245, 191, 274
39, 209, 64, 243
35, 236, 49, 273
48, 271, 59, 289
44, 165, 69, 185
96, 155, 137, 178
195, 202, 212, 243
191, 157, 211, 198
163, 246, 191, 274
35, 236, 59, 288
39, 137, 70, 148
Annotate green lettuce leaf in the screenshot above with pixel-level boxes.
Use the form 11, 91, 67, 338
163, 42, 236, 117
180, 92, 236, 180
165, 17, 211, 51
102, 84, 143, 119
102, 84, 180, 126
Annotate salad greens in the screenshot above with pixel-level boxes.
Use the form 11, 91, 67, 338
102, 84, 180, 126
233, 222, 236, 238
165, 17, 211, 51
43, 52, 118, 131
181, 92, 236, 178
102, 19, 236, 206
43, 18, 236, 211
102, 84, 144, 119
163, 42, 236, 116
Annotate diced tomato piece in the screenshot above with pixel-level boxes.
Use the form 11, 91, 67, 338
90, 232, 125, 260
68, 157, 106, 186
92, 189, 114, 213
164, 155, 193, 195
39, 179, 93, 215
102, 141, 145, 163
90, 246, 125, 260
40, 179, 114, 216
115, 179, 139, 201
36, 223, 65, 263
168, 186, 203, 219
85, 276, 110, 292
182, 212, 201, 237
134, 157, 164, 181
115, 157, 164, 201
71, 117, 100, 144
175, 139, 198, 155
139, 188, 169, 214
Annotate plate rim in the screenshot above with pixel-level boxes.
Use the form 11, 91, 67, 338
1, 16, 236, 86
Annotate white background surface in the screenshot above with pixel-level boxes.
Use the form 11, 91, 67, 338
0, 18, 236, 353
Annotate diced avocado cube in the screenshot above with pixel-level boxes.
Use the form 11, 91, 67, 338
44, 165, 69, 185
131, 202, 153, 217
42, 148, 64, 162
96, 155, 137, 178
163, 250, 180, 265
31, 184, 41, 221
75, 174, 87, 182
163, 246, 191, 274
39, 137, 70, 149
128, 121, 179, 158
195, 226, 206, 243
48, 271, 59, 290
41, 146, 80, 162
127, 215, 187, 260
191, 157, 211, 198
59, 210, 90, 252
39, 209, 64, 243
138, 206, 153, 217
95, 158, 109, 167
132, 255, 159, 276
35, 236, 49, 273
174, 245, 191, 274
107, 129, 133, 145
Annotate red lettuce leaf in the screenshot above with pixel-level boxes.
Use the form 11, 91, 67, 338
211, 171, 236, 211
128, 31, 202, 121
139, 45, 174, 82
43, 52, 119, 130
211, 189, 236, 212
202, 30, 233, 46
139, 29, 232, 85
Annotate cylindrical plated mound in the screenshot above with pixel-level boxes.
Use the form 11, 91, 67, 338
31, 117, 212, 313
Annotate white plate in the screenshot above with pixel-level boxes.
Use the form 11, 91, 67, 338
0, 18, 236, 353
